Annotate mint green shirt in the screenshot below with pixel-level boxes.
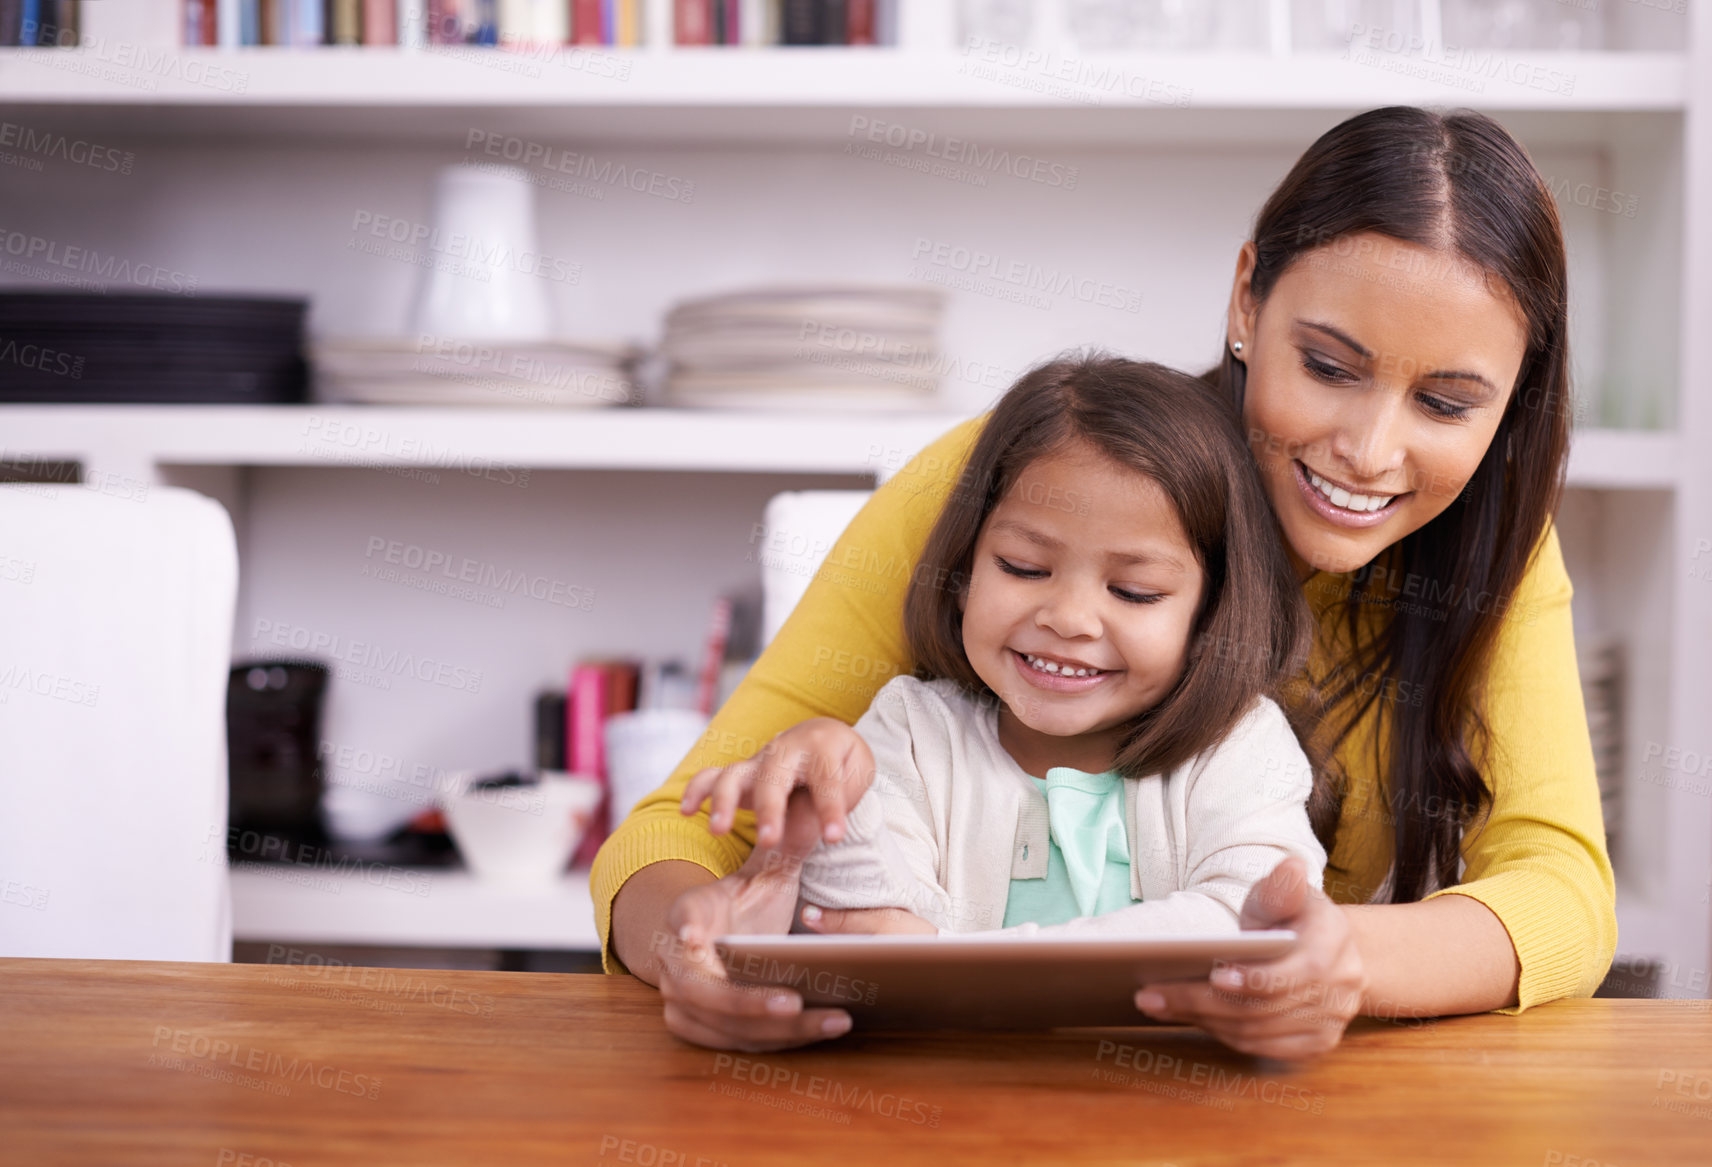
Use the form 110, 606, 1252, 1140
1001, 767, 1138, 928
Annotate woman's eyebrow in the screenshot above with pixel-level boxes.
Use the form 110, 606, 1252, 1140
1299, 319, 1499, 398
1298, 320, 1374, 359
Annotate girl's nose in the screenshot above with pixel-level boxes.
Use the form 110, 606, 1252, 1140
1035, 584, 1101, 641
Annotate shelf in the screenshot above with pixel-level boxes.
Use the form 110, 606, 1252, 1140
0, 404, 977, 479
1, 407, 1673, 489
0, 48, 1686, 145
230, 864, 599, 950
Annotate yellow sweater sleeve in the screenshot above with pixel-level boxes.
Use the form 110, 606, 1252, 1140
1422, 523, 1618, 1012
589, 416, 989, 971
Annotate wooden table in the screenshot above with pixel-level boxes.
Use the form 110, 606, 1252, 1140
3, 959, 1710, 1166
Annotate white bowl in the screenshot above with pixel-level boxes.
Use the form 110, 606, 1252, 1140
441, 772, 603, 888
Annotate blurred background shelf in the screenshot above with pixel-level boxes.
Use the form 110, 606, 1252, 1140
0, 406, 1673, 485
0, 405, 977, 478
230, 865, 598, 950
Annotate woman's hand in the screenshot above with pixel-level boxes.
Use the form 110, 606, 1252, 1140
656, 789, 856, 1051
679, 717, 875, 849
799, 903, 938, 936
1134, 857, 1368, 1059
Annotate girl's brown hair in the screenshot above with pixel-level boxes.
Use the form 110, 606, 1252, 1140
1205, 106, 1574, 900
904, 354, 1311, 781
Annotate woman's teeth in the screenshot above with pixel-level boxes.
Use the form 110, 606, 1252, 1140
1021, 653, 1105, 678
1305, 466, 1395, 513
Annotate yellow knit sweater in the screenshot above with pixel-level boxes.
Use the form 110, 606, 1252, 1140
591, 417, 1617, 1012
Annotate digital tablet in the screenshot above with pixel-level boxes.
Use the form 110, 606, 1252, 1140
714, 930, 1297, 1030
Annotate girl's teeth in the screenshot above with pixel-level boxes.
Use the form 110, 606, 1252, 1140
1305, 467, 1394, 513
1023, 653, 1101, 678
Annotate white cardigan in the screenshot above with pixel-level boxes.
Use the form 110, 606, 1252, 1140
798, 675, 1327, 936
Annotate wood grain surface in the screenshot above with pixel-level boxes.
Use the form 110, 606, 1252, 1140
2, 958, 1709, 1166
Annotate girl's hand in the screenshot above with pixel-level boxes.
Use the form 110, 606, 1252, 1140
679, 717, 876, 849
658, 789, 857, 1051
798, 903, 938, 936
1133, 857, 1368, 1059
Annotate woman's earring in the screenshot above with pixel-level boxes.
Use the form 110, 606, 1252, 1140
1232, 340, 1244, 355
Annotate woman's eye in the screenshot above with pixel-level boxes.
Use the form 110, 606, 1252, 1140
1301, 354, 1358, 384
1418, 393, 1473, 420
1110, 587, 1163, 605
995, 556, 1045, 579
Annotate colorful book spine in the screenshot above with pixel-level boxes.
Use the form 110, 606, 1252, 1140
287, 0, 321, 44
617, 0, 639, 45
567, 663, 609, 868
778, 0, 814, 44
845, 0, 871, 44
216, 0, 240, 44
361, 0, 394, 42
48, 0, 78, 43
18, 0, 39, 45
673, 0, 706, 44
519, 0, 565, 44
569, 0, 599, 42
819, 0, 842, 43
1, 0, 23, 46
496, 0, 527, 41
330, 0, 362, 43
398, 0, 427, 46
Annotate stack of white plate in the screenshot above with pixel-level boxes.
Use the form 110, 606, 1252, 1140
1578, 638, 1623, 857
660, 287, 946, 411
312, 338, 638, 408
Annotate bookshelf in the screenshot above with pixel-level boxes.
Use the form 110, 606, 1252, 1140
0, 0, 1706, 993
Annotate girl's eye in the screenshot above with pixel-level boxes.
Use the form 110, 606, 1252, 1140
995, 556, 1045, 579
1417, 392, 1473, 421
1110, 588, 1163, 605
1301, 354, 1358, 384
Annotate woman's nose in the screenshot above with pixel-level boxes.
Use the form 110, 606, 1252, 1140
1330, 391, 1408, 484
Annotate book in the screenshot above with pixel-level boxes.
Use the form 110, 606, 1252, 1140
534, 691, 567, 771
398, 0, 427, 46
570, 0, 601, 43
288, 0, 322, 44
674, 0, 708, 45
496, 0, 528, 41
217, 0, 241, 45
695, 596, 733, 716
779, 0, 815, 44
258, 0, 277, 43
566, 659, 644, 868
0, 0, 22, 47
739, 0, 768, 46
361, 0, 393, 42
19, 0, 39, 45
820, 0, 843, 44
846, 0, 871, 44
617, 0, 638, 45
522, 0, 565, 45
330, 0, 362, 43
51, 0, 79, 44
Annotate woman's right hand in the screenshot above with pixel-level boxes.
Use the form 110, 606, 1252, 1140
678, 716, 876, 849
657, 787, 856, 1051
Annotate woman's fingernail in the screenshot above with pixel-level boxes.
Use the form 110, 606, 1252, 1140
801, 904, 823, 925
822, 1014, 852, 1037
767, 993, 798, 1015
1136, 990, 1166, 1014
824, 821, 844, 844
1212, 968, 1245, 990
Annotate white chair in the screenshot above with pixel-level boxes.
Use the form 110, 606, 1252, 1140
758, 490, 874, 648
0, 483, 238, 961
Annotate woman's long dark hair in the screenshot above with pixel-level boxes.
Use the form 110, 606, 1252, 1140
1206, 107, 1573, 901
905, 354, 1311, 782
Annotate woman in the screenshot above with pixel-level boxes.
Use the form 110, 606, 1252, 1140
592, 106, 1616, 1058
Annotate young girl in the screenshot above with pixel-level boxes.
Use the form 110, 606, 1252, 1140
680, 354, 1325, 938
